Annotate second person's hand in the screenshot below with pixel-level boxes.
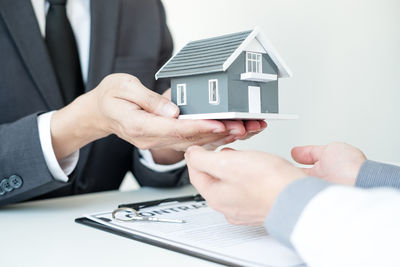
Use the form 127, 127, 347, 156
185, 146, 306, 226
291, 142, 367, 185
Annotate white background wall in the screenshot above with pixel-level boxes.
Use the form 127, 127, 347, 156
162, 0, 400, 163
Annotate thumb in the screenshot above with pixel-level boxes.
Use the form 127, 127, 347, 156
121, 77, 179, 118
187, 164, 219, 199
162, 88, 172, 100
291, 145, 325, 165
139, 89, 179, 118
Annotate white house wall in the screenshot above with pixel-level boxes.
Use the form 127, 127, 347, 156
244, 37, 267, 54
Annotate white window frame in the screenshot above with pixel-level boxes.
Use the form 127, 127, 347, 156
208, 79, 219, 105
246, 52, 262, 73
176, 84, 187, 106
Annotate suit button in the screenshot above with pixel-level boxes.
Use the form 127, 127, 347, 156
0, 179, 13, 192
9, 175, 23, 189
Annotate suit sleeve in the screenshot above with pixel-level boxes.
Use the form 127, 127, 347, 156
355, 160, 400, 189
0, 114, 69, 206
153, 0, 173, 95
132, 149, 189, 187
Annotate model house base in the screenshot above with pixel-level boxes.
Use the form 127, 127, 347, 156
178, 112, 298, 120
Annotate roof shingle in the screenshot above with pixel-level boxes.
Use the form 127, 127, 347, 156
156, 30, 252, 79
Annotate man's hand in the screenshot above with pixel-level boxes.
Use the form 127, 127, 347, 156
50, 74, 266, 161
291, 142, 367, 186
149, 89, 267, 164
185, 146, 306, 226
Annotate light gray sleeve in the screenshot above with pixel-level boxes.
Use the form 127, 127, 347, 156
265, 177, 332, 248
356, 160, 400, 189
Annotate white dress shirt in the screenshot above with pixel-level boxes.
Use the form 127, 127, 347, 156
32, 0, 185, 182
265, 174, 400, 267
291, 186, 400, 267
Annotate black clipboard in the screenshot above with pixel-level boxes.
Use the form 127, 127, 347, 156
75, 194, 241, 267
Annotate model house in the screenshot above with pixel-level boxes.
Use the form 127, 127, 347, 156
155, 28, 295, 120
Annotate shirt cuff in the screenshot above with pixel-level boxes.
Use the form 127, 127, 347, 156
37, 111, 79, 182
265, 177, 332, 248
356, 160, 400, 189
138, 149, 186, 173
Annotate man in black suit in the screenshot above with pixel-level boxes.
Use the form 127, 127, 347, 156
0, 0, 265, 206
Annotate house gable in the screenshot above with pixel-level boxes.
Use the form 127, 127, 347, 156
244, 38, 266, 54
222, 27, 292, 78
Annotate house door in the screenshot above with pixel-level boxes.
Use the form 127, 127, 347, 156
248, 86, 261, 113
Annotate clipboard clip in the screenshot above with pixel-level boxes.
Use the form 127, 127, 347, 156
117, 194, 204, 210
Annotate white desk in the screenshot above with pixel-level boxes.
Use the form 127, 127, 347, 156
0, 186, 219, 267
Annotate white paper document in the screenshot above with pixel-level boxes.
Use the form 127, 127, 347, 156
85, 201, 303, 266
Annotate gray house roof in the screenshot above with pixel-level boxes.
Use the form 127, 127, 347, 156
155, 30, 251, 79
155, 28, 292, 80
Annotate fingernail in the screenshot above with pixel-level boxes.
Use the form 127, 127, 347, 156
261, 121, 268, 128
162, 102, 179, 117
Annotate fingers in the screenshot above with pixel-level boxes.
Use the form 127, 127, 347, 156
132, 111, 225, 137
219, 120, 267, 139
221, 120, 246, 137
238, 130, 263, 141
120, 111, 228, 149
201, 135, 236, 150
187, 163, 219, 199
259, 120, 268, 129
150, 132, 231, 151
291, 145, 325, 165
185, 146, 238, 180
245, 120, 267, 132
238, 120, 267, 140
154, 120, 247, 151
244, 120, 261, 132
172, 119, 227, 137
118, 75, 179, 118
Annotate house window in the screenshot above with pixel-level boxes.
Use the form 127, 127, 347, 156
208, 79, 219, 104
177, 84, 186, 105
246, 52, 262, 73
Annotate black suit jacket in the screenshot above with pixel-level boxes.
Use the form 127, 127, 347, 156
0, 0, 188, 206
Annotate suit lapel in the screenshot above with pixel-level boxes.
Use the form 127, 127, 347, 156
86, 0, 120, 91
0, 0, 64, 110
1, 0, 122, 182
